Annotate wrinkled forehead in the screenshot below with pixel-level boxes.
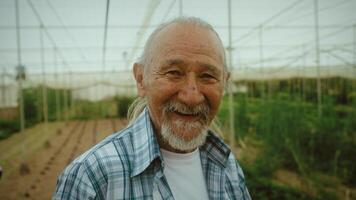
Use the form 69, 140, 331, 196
151, 23, 225, 64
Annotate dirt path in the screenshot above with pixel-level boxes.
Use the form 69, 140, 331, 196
0, 119, 126, 200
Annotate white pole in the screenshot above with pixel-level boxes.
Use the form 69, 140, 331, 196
314, 0, 322, 117
227, 0, 235, 149
70, 70, 75, 117
259, 25, 266, 99
302, 44, 307, 101
40, 25, 48, 125
54, 47, 60, 121
15, 0, 25, 132
1, 69, 5, 107
353, 25, 356, 83
179, 0, 183, 16
64, 70, 68, 122
15, 0, 31, 175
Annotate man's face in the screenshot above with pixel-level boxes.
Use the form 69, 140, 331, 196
134, 23, 226, 152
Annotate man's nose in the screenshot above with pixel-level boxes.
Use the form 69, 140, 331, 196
177, 74, 204, 106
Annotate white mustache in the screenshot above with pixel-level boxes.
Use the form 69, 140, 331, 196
164, 101, 209, 117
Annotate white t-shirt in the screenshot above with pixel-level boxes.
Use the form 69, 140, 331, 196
154, 148, 209, 200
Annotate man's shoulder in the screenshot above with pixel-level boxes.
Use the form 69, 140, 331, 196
66, 124, 135, 173
54, 124, 142, 199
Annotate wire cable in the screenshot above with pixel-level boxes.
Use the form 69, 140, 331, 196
26, 0, 69, 67
278, 0, 353, 26
233, 0, 305, 44
160, 0, 176, 23
322, 50, 353, 66
127, 0, 161, 67
45, 0, 89, 62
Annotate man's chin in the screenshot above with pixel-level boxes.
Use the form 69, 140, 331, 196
161, 122, 209, 151
170, 128, 203, 141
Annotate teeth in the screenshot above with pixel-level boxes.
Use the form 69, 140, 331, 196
176, 110, 197, 115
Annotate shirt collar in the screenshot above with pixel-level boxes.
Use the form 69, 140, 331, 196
130, 107, 162, 177
130, 107, 231, 177
200, 130, 231, 168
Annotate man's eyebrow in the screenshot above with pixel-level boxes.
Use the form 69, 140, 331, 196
195, 61, 222, 75
164, 59, 185, 67
158, 59, 185, 72
160, 59, 222, 75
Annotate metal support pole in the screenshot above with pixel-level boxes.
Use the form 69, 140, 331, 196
15, 0, 25, 132
40, 25, 48, 125
227, 0, 235, 149
16, 0, 31, 175
302, 44, 307, 101
259, 25, 266, 99
54, 47, 60, 121
70, 70, 75, 117
314, 0, 322, 117
353, 25, 356, 86
100, 0, 110, 118
1, 69, 5, 107
95, 77, 99, 118
179, 0, 183, 16
64, 70, 68, 122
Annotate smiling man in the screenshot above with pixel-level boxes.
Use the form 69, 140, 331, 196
54, 17, 251, 200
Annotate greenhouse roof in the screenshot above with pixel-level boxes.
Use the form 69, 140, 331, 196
0, 0, 355, 79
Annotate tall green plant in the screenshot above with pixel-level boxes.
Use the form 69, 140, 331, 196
255, 97, 310, 174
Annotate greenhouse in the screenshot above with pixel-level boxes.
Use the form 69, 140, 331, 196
0, 0, 355, 199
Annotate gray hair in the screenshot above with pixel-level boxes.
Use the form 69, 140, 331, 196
138, 16, 227, 73
128, 17, 227, 136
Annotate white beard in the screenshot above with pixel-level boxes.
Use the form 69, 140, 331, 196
160, 119, 208, 151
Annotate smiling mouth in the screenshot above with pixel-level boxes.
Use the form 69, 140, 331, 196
163, 101, 209, 123
172, 111, 201, 121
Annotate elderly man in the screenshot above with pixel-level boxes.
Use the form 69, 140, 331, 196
54, 17, 250, 200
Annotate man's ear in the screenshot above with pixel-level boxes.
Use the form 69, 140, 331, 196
225, 71, 231, 83
133, 63, 146, 97
223, 71, 231, 94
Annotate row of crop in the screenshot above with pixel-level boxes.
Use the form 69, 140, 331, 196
23, 122, 80, 198
218, 92, 355, 199
236, 77, 355, 105
0, 89, 135, 140
0, 86, 72, 140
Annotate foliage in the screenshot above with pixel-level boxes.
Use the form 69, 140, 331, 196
23, 87, 41, 126
242, 162, 338, 200
250, 149, 282, 178
251, 95, 356, 186
218, 78, 355, 198
115, 96, 135, 118
255, 97, 312, 174
46, 86, 71, 121
217, 93, 251, 139
23, 86, 71, 123
309, 97, 356, 186
74, 99, 117, 119
0, 119, 20, 140
241, 77, 355, 105
0, 86, 71, 140
235, 94, 250, 138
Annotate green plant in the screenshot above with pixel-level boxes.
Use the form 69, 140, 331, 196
115, 96, 134, 118
255, 98, 311, 174
0, 119, 20, 140
242, 162, 338, 200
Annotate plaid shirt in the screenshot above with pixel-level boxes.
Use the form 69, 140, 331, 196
53, 107, 251, 200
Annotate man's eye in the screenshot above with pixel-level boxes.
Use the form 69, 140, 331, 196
166, 70, 183, 77
200, 73, 217, 80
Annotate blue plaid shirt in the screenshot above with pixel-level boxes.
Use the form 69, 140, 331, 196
53, 108, 251, 200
